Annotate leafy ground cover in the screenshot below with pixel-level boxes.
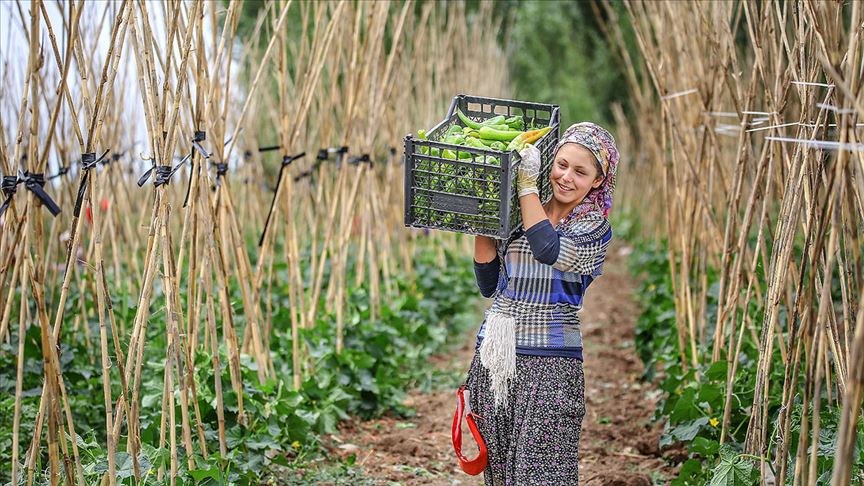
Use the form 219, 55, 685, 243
628, 236, 864, 485
0, 247, 480, 484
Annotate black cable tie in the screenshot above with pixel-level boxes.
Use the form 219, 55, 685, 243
137, 163, 155, 187
0, 175, 19, 218
282, 152, 305, 166
349, 153, 373, 168
73, 151, 108, 217
46, 165, 70, 181
20, 172, 61, 217
213, 162, 229, 176
258, 144, 281, 153
153, 165, 173, 187
212, 161, 229, 188
293, 170, 313, 182
191, 130, 209, 159
335, 146, 349, 167
170, 153, 193, 179
258, 152, 306, 247
316, 149, 329, 161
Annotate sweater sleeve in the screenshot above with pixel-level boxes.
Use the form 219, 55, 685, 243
552, 213, 612, 276
473, 256, 500, 298
524, 213, 612, 275
524, 219, 560, 265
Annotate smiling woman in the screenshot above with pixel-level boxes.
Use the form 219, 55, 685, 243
548, 143, 605, 215
467, 122, 619, 485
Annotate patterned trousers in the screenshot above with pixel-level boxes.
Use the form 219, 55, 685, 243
463, 349, 586, 485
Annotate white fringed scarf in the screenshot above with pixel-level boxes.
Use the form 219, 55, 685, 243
478, 310, 516, 410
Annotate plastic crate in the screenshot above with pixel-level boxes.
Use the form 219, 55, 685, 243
403, 94, 560, 239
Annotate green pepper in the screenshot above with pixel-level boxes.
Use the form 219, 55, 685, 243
478, 125, 523, 142
462, 136, 488, 150
444, 133, 465, 145
446, 125, 463, 136
480, 115, 506, 126
482, 123, 511, 131
456, 108, 483, 130
504, 116, 524, 131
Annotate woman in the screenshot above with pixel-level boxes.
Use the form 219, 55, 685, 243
465, 122, 619, 485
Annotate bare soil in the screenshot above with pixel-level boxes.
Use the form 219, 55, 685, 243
321, 243, 681, 485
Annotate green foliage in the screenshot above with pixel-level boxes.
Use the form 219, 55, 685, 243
624, 226, 864, 484
0, 245, 481, 485
507, 1, 638, 128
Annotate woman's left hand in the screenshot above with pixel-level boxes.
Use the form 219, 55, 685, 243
516, 144, 541, 198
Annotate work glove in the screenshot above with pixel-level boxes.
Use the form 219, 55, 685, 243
516, 143, 541, 198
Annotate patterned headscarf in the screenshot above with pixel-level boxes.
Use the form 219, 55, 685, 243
549, 122, 619, 222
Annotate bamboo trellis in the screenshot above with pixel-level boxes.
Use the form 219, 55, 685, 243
0, 0, 507, 482
605, 1, 864, 484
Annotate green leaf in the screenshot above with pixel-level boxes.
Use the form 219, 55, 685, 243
672, 417, 709, 442
690, 437, 720, 457
708, 454, 757, 486
671, 459, 706, 485
188, 466, 221, 481
705, 360, 728, 381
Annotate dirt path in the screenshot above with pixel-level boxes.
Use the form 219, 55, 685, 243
323, 243, 679, 485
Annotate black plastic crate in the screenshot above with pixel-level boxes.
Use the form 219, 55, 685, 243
403, 94, 560, 239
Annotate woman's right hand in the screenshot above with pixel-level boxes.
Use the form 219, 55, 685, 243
517, 144, 542, 198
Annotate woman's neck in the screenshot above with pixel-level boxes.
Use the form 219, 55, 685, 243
544, 198, 580, 226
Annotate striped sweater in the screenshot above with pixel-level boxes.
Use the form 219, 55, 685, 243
473, 211, 612, 360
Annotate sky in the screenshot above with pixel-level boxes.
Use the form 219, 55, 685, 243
0, 1, 238, 178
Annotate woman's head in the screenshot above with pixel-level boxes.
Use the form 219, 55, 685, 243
547, 122, 619, 219
549, 143, 604, 206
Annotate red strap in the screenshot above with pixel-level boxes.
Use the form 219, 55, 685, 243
452, 385, 488, 475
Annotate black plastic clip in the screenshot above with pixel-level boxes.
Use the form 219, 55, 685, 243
348, 153, 373, 168
46, 165, 71, 181
73, 150, 110, 217
191, 130, 209, 159
0, 174, 20, 218
259, 152, 306, 247
0, 171, 62, 217
154, 165, 173, 187
335, 146, 348, 167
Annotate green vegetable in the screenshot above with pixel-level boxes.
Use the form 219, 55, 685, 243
504, 116, 524, 131
480, 115, 506, 126
456, 108, 482, 130
484, 123, 512, 131
443, 133, 465, 145
462, 137, 488, 150
477, 125, 522, 142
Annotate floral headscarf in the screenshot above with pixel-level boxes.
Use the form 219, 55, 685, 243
549, 122, 619, 223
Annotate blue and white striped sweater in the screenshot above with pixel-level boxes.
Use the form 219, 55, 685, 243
474, 211, 611, 360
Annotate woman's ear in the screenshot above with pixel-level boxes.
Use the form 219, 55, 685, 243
591, 176, 604, 189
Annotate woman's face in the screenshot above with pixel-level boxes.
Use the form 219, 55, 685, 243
549, 143, 604, 206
